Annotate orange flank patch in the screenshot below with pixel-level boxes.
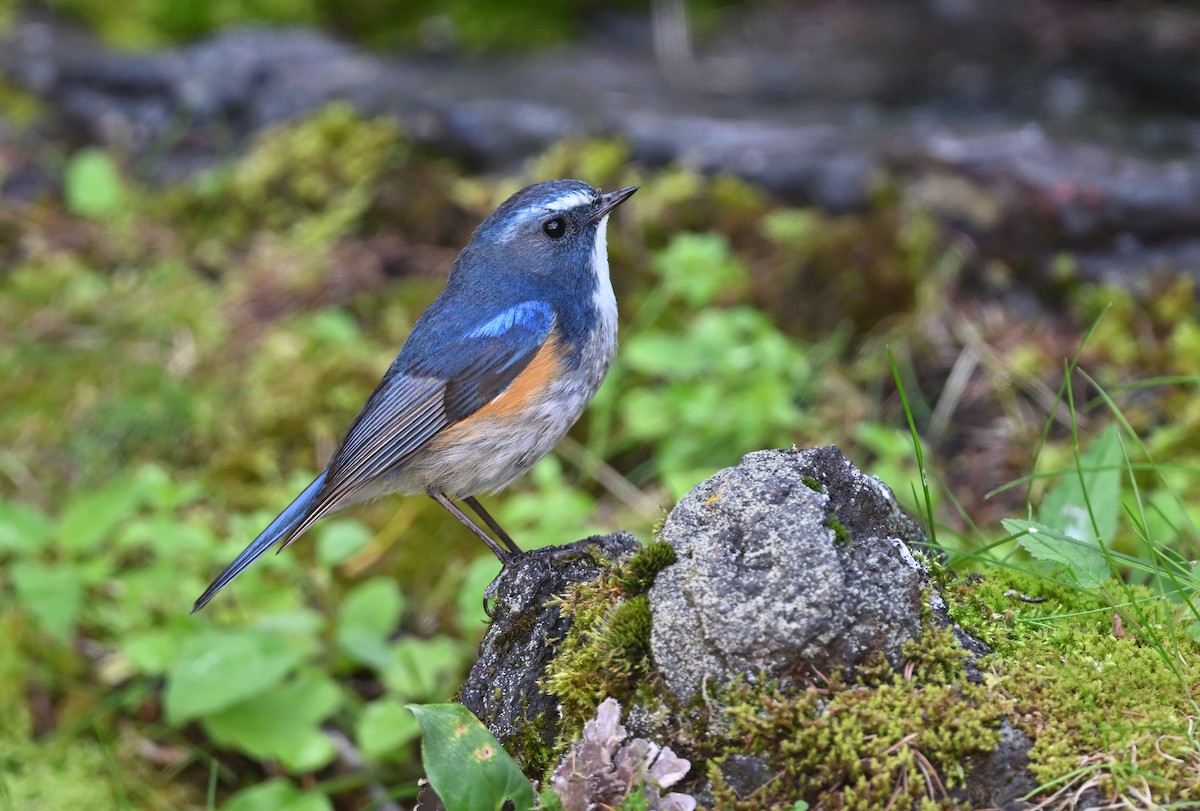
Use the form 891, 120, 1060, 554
471, 332, 565, 421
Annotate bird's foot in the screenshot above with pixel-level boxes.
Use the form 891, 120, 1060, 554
482, 555, 521, 619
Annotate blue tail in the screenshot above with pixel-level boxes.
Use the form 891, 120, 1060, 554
192, 471, 327, 612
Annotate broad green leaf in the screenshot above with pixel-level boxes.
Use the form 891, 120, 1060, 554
221, 779, 332, 811
252, 610, 326, 658
357, 697, 422, 762
337, 578, 404, 669
116, 516, 213, 554
58, 480, 143, 553
203, 672, 342, 771
0, 500, 53, 554
64, 148, 125, 218
123, 629, 188, 675
132, 463, 202, 509
164, 631, 304, 723
339, 578, 404, 638
316, 519, 373, 566
10, 561, 87, 642
409, 703, 533, 811
1040, 425, 1122, 546
654, 232, 748, 307
383, 637, 467, 702
1002, 518, 1110, 589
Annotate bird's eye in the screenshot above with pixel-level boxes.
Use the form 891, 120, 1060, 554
542, 218, 567, 239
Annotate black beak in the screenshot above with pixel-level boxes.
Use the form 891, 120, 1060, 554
590, 185, 638, 224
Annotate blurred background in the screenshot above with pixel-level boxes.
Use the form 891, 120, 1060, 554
3, 0, 1200, 808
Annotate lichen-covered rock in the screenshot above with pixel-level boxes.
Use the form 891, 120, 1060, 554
457, 533, 640, 761
649, 446, 927, 699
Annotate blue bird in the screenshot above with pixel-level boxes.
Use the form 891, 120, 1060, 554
194, 179, 637, 611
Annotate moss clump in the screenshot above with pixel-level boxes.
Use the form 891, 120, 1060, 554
540, 542, 676, 769
607, 595, 653, 671
948, 569, 1200, 803
827, 516, 851, 545
618, 539, 677, 595
159, 102, 405, 261
697, 625, 1002, 811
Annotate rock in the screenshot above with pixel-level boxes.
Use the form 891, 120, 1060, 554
457, 533, 640, 756
714, 754, 774, 800
954, 720, 1037, 810
648, 446, 928, 700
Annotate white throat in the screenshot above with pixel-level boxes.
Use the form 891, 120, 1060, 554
591, 216, 618, 333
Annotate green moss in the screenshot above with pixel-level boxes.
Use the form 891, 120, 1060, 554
507, 705, 557, 780
608, 595, 653, 669
542, 568, 653, 730
801, 475, 824, 492
158, 102, 405, 271
697, 626, 1002, 810
618, 540, 677, 595
537, 544, 673, 780
826, 516, 851, 545
948, 569, 1200, 804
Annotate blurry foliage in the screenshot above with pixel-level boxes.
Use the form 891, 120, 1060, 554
30, 0, 647, 50
3, 99, 1200, 809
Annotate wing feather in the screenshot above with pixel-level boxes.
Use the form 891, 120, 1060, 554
280, 301, 556, 545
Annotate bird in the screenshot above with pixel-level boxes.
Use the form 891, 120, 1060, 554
193, 179, 637, 612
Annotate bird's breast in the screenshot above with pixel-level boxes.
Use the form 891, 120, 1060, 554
407, 320, 616, 497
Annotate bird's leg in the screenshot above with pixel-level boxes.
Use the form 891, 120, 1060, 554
428, 491, 514, 565
463, 495, 523, 556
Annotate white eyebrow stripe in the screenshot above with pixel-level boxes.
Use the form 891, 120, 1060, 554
495, 190, 596, 242
542, 190, 595, 212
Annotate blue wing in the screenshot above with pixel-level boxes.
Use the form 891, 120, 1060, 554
193, 301, 554, 610
312, 300, 555, 512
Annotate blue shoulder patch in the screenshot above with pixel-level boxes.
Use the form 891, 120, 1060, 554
467, 300, 554, 340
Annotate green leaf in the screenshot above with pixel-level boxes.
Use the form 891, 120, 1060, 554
164, 630, 304, 724
203, 672, 342, 771
654, 232, 748, 307
339, 578, 404, 637
337, 578, 404, 669
220, 779, 332, 811
1040, 425, 1122, 546
64, 148, 125, 219
57, 479, 143, 553
132, 463, 202, 509
10, 561, 87, 642
0, 499, 53, 555
409, 703, 533, 811
315, 518, 373, 566
123, 629, 188, 675
1002, 518, 1110, 589
382, 637, 467, 703
357, 697, 422, 762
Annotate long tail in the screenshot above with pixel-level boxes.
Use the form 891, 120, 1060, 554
192, 471, 328, 612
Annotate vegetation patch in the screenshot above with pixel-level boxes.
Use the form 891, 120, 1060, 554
681, 624, 1000, 811
951, 569, 1200, 803
541, 544, 669, 737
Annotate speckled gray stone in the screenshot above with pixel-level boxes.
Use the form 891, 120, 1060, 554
648, 446, 927, 699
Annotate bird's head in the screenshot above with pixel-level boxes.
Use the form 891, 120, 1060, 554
461, 179, 637, 287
